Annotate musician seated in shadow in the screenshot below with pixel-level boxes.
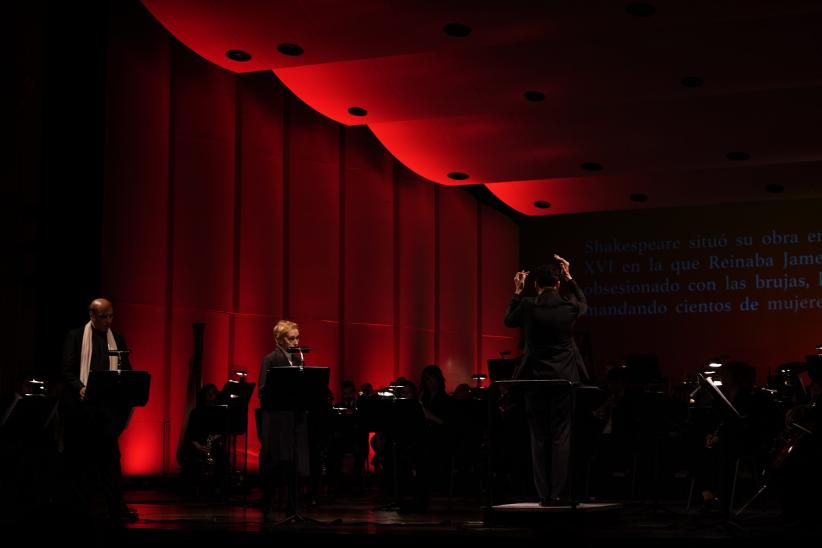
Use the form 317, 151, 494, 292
359, 382, 374, 399
370, 376, 425, 508
778, 358, 822, 527
488, 380, 533, 501
179, 383, 226, 497
452, 383, 473, 401
805, 357, 822, 404
373, 369, 453, 513
0, 373, 61, 524
587, 364, 641, 498
769, 361, 813, 411
415, 365, 456, 509
449, 382, 487, 496
691, 361, 781, 511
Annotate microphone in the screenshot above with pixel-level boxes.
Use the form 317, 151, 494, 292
287, 347, 309, 371
107, 349, 131, 356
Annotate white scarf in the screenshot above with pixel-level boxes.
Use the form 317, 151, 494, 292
80, 321, 118, 387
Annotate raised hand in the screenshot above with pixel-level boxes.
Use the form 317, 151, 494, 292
554, 254, 572, 280
513, 270, 529, 294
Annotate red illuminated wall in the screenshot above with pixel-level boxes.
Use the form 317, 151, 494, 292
101, 2, 518, 475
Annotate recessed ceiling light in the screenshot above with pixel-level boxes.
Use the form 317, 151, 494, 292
629, 193, 648, 203
226, 49, 252, 62
524, 90, 546, 102
277, 43, 304, 56
726, 151, 751, 161
626, 3, 656, 17
680, 76, 704, 88
765, 183, 784, 194
347, 106, 368, 117
580, 162, 604, 172
534, 200, 551, 209
443, 23, 472, 37
447, 172, 470, 180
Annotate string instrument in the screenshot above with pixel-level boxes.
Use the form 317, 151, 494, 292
770, 402, 816, 472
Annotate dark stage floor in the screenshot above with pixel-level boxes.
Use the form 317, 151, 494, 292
13, 486, 815, 548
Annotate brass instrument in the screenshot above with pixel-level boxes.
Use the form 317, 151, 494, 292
201, 434, 221, 476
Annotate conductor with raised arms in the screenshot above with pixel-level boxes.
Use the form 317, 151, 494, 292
504, 255, 588, 506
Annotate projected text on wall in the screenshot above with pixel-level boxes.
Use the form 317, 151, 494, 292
581, 229, 822, 317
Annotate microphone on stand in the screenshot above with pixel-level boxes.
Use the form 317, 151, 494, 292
107, 349, 131, 368
286, 347, 310, 353
287, 347, 310, 370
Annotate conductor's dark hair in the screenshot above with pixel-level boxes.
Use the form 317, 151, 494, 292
534, 263, 561, 288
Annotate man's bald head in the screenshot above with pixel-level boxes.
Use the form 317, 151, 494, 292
89, 298, 114, 331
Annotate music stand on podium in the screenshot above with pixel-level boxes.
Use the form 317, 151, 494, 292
85, 370, 151, 407
487, 357, 519, 382
485, 379, 613, 525
262, 365, 329, 525
1, 394, 59, 437
357, 392, 426, 511
218, 380, 256, 497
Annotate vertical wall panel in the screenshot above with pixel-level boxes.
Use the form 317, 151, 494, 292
102, 2, 172, 474
296, 319, 341, 391
117, 303, 168, 475
166, 47, 236, 469
236, 73, 285, 317
230, 313, 277, 473
396, 169, 436, 384
103, 4, 170, 307
479, 204, 520, 377
286, 98, 341, 387
342, 127, 394, 392
230, 72, 288, 470
167, 310, 231, 472
437, 187, 478, 387
171, 48, 236, 312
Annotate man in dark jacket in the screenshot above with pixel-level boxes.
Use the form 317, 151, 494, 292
61, 298, 137, 521
504, 255, 587, 505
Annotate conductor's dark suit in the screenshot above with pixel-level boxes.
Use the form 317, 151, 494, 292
504, 279, 587, 501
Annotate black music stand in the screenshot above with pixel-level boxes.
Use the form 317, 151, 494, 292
218, 380, 256, 497
358, 394, 426, 511
85, 370, 151, 407
218, 380, 256, 434
357, 395, 396, 508
487, 357, 519, 382
1, 395, 59, 437
194, 405, 230, 438
806, 354, 822, 379
262, 366, 329, 525
623, 354, 662, 385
